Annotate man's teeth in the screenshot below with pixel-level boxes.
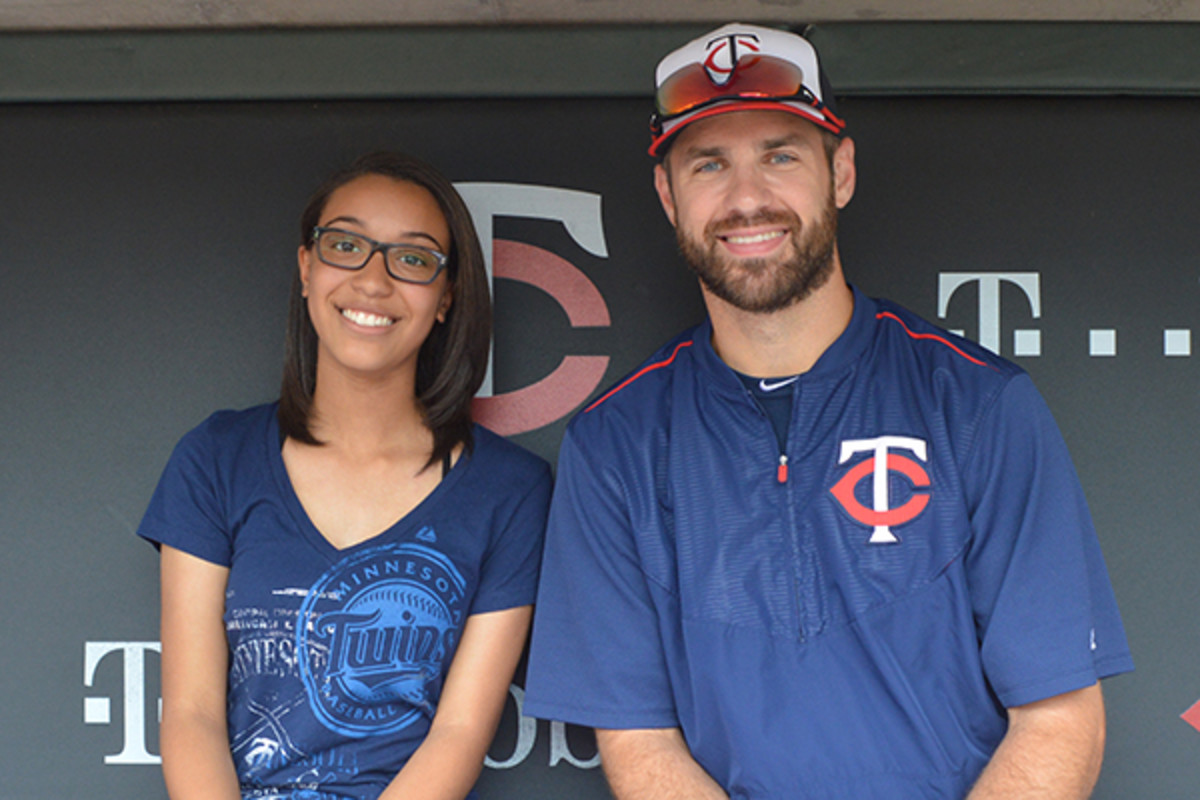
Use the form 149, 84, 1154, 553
342, 309, 394, 327
724, 231, 785, 244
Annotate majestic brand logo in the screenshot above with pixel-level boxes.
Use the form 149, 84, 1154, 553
458, 183, 612, 436
829, 436, 932, 543
703, 32, 761, 86
297, 538, 466, 737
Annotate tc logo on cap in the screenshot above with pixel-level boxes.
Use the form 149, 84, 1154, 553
703, 32, 762, 87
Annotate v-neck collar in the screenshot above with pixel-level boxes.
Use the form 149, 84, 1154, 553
265, 409, 471, 560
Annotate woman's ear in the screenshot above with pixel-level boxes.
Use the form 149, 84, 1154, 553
436, 284, 453, 324
297, 245, 312, 297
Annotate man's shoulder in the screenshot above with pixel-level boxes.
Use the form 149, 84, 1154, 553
870, 297, 1025, 383
568, 326, 703, 432
864, 297, 1044, 441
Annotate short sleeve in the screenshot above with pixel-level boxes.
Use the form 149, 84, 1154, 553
524, 424, 679, 729
964, 375, 1132, 708
136, 420, 233, 567
468, 457, 552, 615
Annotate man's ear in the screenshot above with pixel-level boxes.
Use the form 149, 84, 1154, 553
654, 162, 677, 227
833, 136, 857, 209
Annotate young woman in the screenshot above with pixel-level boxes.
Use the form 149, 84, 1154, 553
138, 152, 552, 800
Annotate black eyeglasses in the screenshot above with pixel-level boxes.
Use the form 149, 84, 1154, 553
310, 226, 448, 285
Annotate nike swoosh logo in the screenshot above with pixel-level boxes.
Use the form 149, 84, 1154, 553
758, 376, 799, 392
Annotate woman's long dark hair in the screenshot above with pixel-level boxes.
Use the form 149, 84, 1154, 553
278, 151, 491, 470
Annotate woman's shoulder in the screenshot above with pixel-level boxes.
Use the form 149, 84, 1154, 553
172, 401, 278, 462
468, 425, 552, 486
194, 401, 277, 433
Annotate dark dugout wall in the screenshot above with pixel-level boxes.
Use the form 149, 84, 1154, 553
2, 22, 1198, 798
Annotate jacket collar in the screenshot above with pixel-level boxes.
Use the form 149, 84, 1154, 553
692, 284, 877, 395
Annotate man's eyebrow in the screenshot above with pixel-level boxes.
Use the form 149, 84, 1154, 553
761, 133, 810, 150
678, 145, 726, 162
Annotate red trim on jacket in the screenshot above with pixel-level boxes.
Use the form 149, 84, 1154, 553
876, 312, 991, 368
584, 341, 695, 413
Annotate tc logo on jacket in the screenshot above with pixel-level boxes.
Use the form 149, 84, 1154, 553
829, 436, 932, 544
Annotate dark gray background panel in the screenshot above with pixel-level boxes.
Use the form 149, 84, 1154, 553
1, 21, 1197, 800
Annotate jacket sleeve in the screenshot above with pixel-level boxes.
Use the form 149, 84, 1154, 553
963, 374, 1132, 708
523, 422, 679, 729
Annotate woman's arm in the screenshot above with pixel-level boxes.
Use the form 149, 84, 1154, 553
159, 545, 241, 800
378, 605, 532, 800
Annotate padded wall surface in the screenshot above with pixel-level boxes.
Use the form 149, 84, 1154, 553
1, 94, 1194, 798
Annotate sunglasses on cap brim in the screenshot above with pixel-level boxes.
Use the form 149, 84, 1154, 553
649, 54, 846, 138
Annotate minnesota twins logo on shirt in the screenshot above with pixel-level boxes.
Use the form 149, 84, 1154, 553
297, 537, 466, 737
829, 436, 932, 544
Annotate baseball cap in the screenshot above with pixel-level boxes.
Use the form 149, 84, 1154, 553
649, 22, 845, 157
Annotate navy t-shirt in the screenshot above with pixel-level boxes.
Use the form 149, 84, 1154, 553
139, 403, 551, 800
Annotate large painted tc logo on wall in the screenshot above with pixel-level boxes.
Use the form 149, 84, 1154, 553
457, 183, 612, 436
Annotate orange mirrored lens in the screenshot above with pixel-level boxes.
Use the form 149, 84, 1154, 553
656, 55, 805, 117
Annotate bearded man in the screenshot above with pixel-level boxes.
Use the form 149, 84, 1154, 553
525, 22, 1132, 800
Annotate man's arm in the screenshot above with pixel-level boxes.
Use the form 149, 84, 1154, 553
967, 682, 1106, 799
596, 727, 728, 800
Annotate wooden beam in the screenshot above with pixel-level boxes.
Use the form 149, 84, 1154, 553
3, 0, 1200, 31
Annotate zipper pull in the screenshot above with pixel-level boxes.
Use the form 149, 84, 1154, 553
777, 453, 788, 484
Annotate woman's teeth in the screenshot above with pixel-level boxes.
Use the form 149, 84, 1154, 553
342, 309, 394, 327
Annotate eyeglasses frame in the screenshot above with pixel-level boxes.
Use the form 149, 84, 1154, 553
310, 226, 449, 285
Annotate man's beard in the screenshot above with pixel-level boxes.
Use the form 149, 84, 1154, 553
677, 194, 838, 314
